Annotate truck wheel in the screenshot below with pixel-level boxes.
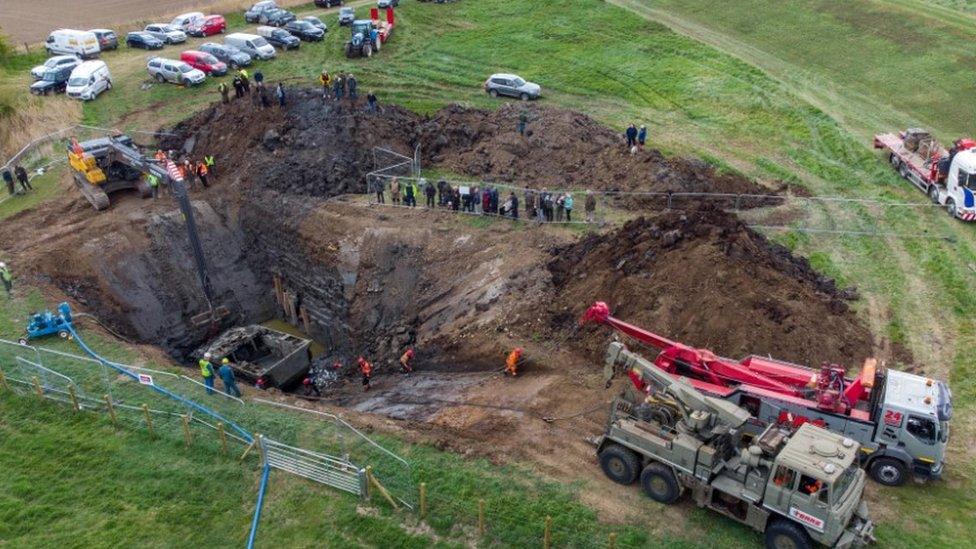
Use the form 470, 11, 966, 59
489, 89, 498, 98
598, 444, 639, 485
345, 42, 353, 58
947, 199, 958, 219
898, 163, 909, 179
869, 457, 907, 486
58, 330, 69, 339
639, 463, 681, 503
155, 73, 165, 83
364, 44, 373, 57
18, 338, 29, 346
889, 153, 899, 168
764, 519, 813, 549
520, 92, 529, 101
928, 185, 940, 203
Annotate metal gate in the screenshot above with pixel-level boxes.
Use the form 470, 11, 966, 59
261, 436, 366, 497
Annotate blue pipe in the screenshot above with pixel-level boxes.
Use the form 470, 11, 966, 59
66, 324, 254, 443
247, 463, 272, 549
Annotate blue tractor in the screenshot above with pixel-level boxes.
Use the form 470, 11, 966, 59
19, 302, 74, 346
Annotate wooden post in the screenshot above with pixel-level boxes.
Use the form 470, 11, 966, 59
608, 532, 617, 549
419, 482, 427, 521
300, 306, 312, 335
478, 499, 486, 537
32, 376, 43, 397
0, 366, 9, 391
366, 466, 398, 509
68, 385, 80, 412
181, 415, 193, 447
240, 438, 257, 461
273, 274, 283, 307
218, 423, 229, 455
142, 404, 155, 439
543, 516, 552, 549
104, 394, 118, 429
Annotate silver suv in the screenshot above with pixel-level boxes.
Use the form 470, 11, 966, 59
484, 73, 541, 101
147, 58, 206, 86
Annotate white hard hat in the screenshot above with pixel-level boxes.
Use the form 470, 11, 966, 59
0, 262, 5, 268
204, 352, 212, 359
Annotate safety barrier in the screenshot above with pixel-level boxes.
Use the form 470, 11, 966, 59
262, 436, 365, 496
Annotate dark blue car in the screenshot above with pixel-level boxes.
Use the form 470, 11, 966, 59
126, 31, 164, 50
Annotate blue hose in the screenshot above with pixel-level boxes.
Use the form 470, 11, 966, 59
66, 324, 254, 443
247, 463, 271, 549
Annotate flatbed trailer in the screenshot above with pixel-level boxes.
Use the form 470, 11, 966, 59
873, 129, 976, 221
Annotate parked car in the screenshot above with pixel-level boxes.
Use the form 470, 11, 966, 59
181, 50, 228, 75
256, 26, 300, 50
125, 31, 165, 50
30, 54, 80, 80
144, 24, 187, 44
224, 33, 277, 60
188, 15, 227, 37
302, 16, 328, 33
245, 1, 278, 23
314, 0, 343, 6
260, 8, 296, 26
147, 58, 206, 85
484, 73, 541, 101
89, 29, 118, 51
284, 20, 325, 41
45, 30, 100, 58
338, 7, 356, 25
377, 0, 399, 8
66, 60, 112, 100
30, 66, 73, 95
170, 12, 205, 32
199, 42, 252, 68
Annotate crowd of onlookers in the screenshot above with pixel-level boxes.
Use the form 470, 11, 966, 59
369, 176, 599, 223
2, 165, 35, 197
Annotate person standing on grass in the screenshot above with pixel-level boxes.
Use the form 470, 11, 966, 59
373, 177, 385, 204
254, 70, 264, 86
425, 179, 436, 208
333, 73, 344, 102
366, 91, 378, 113
232, 75, 243, 99
14, 166, 32, 192
585, 190, 596, 223
319, 70, 331, 99
276, 82, 286, 107
625, 124, 637, 149
390, 177, 400, 206
218, 81, 229, 104
347, 74, 358, 103
219, 358, 242, 398
517, 110, 528, 136
0, 262, 13, 299
482, 185, 491, 214
564, 193, 574, 222
509, 192, 519, 219
238, 69, 250, 93
637, 125, 647, 151
199, 353, 216, 395
3, 169, 14, 196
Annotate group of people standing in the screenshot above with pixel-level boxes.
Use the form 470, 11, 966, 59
319, 70, 379, 112
218, 69, 287, 108
625, 123, 648, 152
2, 165, 34, 197
371, 176, 598, 223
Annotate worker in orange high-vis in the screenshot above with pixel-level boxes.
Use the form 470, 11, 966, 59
399, 348, 414, 373
505, 347, 523, 377
195, 160, 209, 188
357, 356, 373, 391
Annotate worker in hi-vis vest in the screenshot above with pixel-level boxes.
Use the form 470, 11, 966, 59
199, 352, 216, 395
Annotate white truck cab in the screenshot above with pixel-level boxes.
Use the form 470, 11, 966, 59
940, 149, 976, 220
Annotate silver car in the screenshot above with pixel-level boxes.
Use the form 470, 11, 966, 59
144, 24, 187, 44
484, 73, 541, 101
30, 54, 80, 80
147, 58, 206, 86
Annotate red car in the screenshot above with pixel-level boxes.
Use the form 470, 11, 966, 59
180, 50, 228, 76
188, 15, 226, 37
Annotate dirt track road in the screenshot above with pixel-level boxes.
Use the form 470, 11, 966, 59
0, 0, 309, 45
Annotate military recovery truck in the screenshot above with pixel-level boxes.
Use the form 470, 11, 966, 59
596, 343, 875, 548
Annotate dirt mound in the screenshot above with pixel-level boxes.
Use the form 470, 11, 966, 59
548, 207, 886, 368
417, 103, 777, 195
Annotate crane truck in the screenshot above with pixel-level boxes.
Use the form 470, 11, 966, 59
344, 7, 394, 58
873, 128, 976, 221
597, 342, 876, 549
67, 135, 229, 328
582, 302, 951, 487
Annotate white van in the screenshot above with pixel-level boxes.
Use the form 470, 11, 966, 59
225, 33, 276, 60
170, 12, 205, 31
66, 60, 112, 101
45, 29, 100, 59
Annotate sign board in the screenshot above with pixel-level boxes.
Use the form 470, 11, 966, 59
138, 374, 154, 386
459, 186, 470, 196
789, 507, 825, 532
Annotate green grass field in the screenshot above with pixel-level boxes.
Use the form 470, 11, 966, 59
2, 0, 976, 545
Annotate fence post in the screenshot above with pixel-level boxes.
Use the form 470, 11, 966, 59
240, 435, 259, 461
0, 366, 9, 391
478, 499, 486, 537
68, 385, 80, 412
608, 532, 617, 548
734, 194, 741, 211
32, 376, 43, 397
104, 394, 118, 429
544, 516, 552, 549
142, 404, 155, 439
181, 415, 193, 447
218, 423, 229, 455
419, 482, 427, 521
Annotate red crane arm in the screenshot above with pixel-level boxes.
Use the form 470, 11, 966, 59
580, 302, 675, 350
